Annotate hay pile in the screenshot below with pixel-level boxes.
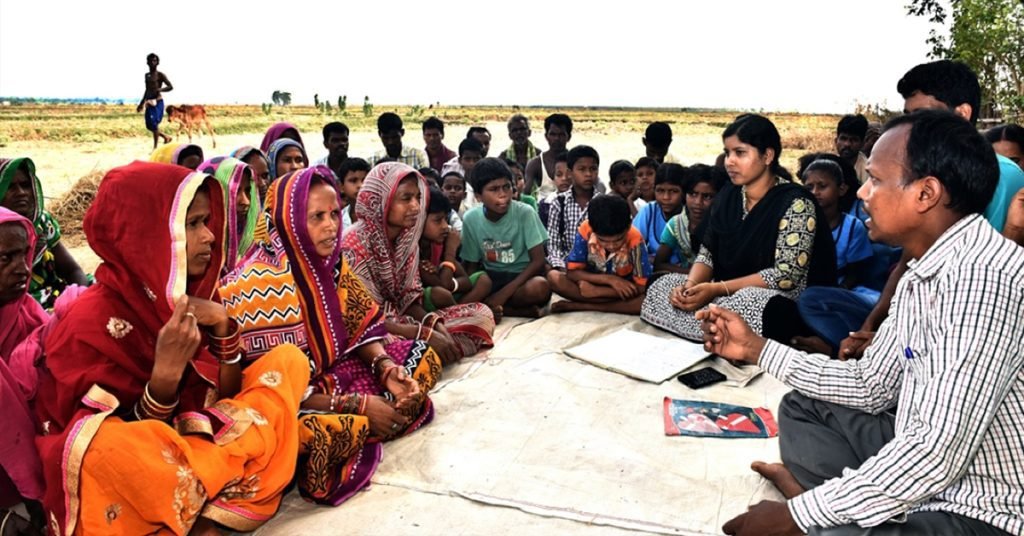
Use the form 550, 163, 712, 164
49, 169, 105, 247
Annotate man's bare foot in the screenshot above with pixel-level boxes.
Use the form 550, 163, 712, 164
161, 134, 173, 144
751, 461, 805, 499
578, 281, 600, 298
791, 335, 834, 356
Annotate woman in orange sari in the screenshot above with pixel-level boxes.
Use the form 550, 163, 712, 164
220, 165, 439, 506
34, 161, 308, 535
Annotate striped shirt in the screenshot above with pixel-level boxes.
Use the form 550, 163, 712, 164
369, 145, 429, 169
759, 214, 1024, 533
546, 187, 600, 269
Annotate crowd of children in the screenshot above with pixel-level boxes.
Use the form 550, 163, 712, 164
2, 58, 1024, 535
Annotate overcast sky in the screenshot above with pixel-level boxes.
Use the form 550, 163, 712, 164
0, 0, 939, 113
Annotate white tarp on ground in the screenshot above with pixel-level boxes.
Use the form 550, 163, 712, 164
256, 312, 791, 535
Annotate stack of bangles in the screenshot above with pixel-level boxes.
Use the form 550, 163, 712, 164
208, 324, 244, 366
135, 382, 178, 421
371, 353, 401, 383
328, 392, 369, 415
415, 312, 443, 342
439, 261, 459, 293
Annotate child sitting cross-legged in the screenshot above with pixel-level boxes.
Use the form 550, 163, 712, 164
419, 186, 493, 310
461, 158, 552, 321
548, 195, 652, 315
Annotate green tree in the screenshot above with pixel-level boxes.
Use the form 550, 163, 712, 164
909, 0, 1024, 119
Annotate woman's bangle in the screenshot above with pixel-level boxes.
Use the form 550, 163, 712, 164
371, 353, 395, 376
220, 352, 243, 366
451, 278, 460, 293
439, 261, 457, 273
415, 322, 423, 340
720, 281, 731, 296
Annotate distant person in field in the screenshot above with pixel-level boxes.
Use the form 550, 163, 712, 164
835, 114, 870, 184
423, 117, 455, 172
136, 53, 173, 149
314, 122, 350, 174
643, 121, 680, 164
259, 122, 305, 153
548, 195, 652, 315
525, 113, 573, 197
369, 113, 429, 168
501, 114, 541, 169
0, 157, 91, 310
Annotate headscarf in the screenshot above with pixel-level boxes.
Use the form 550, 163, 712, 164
0, 158, 49, 265
149, 143, 204, 167
198, 157, 261, 273
221, 165, 386, 376
266, 138, 309, 182
342, 162, 428, 316
0, 207, 47, 360
36, 161, 227, 435
0, 208, 48, 503
230, 145, 269, 167
259, 122, 305, 153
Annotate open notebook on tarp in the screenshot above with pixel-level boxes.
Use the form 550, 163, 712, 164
564, 328, 709, 383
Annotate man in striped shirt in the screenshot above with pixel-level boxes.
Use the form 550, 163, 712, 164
700, 110, 1024, 535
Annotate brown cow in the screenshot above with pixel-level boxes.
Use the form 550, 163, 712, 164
166, 105, 217, 148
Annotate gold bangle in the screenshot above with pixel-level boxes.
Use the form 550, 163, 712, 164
720, 281, 731, 296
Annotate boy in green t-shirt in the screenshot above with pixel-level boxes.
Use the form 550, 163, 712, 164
461, 158, 551, 321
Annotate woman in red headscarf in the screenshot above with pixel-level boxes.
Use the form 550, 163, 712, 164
34, 162, 309, 535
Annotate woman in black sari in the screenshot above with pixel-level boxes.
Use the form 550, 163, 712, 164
641, 114, 835, 342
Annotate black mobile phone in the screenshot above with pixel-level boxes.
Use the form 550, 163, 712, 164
677, 367, 727, 389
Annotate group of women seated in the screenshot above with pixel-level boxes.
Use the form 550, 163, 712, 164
0, 123, 497, 534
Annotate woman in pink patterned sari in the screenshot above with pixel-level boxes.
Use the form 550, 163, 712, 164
342, 162, 494, 364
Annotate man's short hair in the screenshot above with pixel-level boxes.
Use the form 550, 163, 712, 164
567, 145, 600, 169
885, 109, 998, 216
469, 157, 514, 193
897, 60, 981, 125
458, 137, 484, 157
588, 195, 632, 236
377, 112, 403, 133
147, 52, 159, 62
544, 113, 573, 135
836, 114, 869, 139
507, 114, 529, 129
467, 126, 490, 139
423, 116, 444, 134
337, 157, 371, 177
322, 122, 349, 142
644, 122, 673, 147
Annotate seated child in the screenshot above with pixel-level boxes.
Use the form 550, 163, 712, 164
461, 158, 551, 320
441, 137, 484, 210
419, 166, 441, 189
546, 145, 601, 270
632, 157, 659, 212
654, 164, 726, 272
802, 159, 873, 290
505, 158, 538, 211
337, 157, 370, 228
441, 170, 466, 232
608, 159, 638, 218
633, 162, 685, 265
419, 186, 492, 310
538, 151, 572, 227
548, 195, 652, 315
